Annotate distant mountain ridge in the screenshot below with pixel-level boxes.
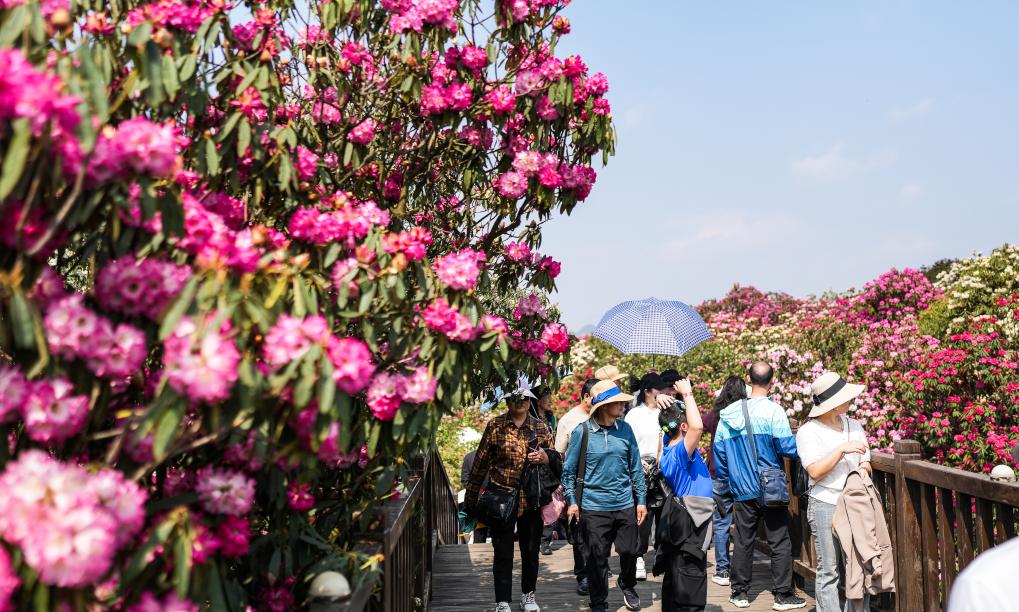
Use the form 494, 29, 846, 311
573, 324, 596, 335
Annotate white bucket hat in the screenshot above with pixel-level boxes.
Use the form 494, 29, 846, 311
590, 379, 634, 411
808, 372, 865, 418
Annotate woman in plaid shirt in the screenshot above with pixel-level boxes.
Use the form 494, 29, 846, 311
465, 379, 561, 612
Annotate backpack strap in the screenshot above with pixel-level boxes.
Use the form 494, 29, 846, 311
741, 398, 759, 473
575, 421, 590, 508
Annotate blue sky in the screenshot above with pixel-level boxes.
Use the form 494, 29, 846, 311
541, 1, 1019, 330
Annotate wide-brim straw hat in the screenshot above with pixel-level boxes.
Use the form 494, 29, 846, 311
594, 364, 628, 383
808, 372, 865, 418
590, 379, 633, 411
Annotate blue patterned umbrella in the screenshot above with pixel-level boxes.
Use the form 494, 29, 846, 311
593, 297, 713, 356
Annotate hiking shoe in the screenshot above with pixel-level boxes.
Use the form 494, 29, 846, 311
494, 603, 512, 612
541, 540, 552, 555
617, 578, 641, 611
773, 593, 807, 610
519, 591, 540, 612
576, 576, 589, 596
711, 569, 730, 586
635, 556, 647, 581
729, 591, 750, 608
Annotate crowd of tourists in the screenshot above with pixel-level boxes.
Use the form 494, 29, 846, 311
462, 363, 897, 611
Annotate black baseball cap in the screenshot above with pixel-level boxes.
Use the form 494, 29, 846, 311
639, 372, 670, 392
660, 369, 684, 385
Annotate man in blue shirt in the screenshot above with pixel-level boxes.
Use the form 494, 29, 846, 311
561, 380, 647, 612
655, 378, 713, 610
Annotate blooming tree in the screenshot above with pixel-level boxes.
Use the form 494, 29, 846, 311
0, 0, 614, 606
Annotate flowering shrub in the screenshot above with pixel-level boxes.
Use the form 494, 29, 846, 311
0, 0, 614, 607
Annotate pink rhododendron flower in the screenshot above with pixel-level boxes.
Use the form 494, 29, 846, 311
288, 198, 390, 246
399, 366, 437, 404
216, 515, 251, 557
94, 256, 191, 320
0, 451, 146, 587
28, 266, 66, 310
259, 577, 297, 612
485, 84, 516, 114
383, 227, 433, 261
515, 293, 547, 318
433, 248, 486, 291
0, 366, 28, 423
481, 314, 509, 336
367, 372, 403, 421
163, 315, 241, 404
263, 314, 330, 367
195, 467, 256, 516
0, 545, 19, 611
347, 118, 377, 144
294, 145, 319, 180
538, 165, 562, 188
326, 336, 375, 393
90, 117, 178, 182
512, 150, 543, 176
504, 242, 532, 262
541, 323, 569, 353
124, 0, 222, 33
495, 171, 528, 199
22, 377, 90, 444
538, 255, 561, 278
287, 482, 315, 512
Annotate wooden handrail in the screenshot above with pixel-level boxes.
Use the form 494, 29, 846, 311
786, 438, 1019, 612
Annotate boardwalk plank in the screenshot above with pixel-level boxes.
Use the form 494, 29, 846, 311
429, 543, 815, 612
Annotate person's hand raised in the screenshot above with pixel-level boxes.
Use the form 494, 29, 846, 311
674, 378, 693, 397
655, 394, 677, 410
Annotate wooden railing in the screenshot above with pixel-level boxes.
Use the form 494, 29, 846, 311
376, 449, 462, 612
786, 439, 1019, 611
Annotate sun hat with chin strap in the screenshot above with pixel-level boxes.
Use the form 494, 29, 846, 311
808, 372, 865, 418
589, 379, 634, 411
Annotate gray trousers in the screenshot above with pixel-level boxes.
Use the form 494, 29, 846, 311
807, 497, 870, 612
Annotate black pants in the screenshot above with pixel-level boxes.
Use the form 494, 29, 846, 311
637, 505, 663, 556
581, 508, 638, 608
661, 549, 707, 611
490, 509, 543, 603
730, 500, 793, 595
570, 518, 587, 581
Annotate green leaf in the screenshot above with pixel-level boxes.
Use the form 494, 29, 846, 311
8, 288, 36, 350
159, 276, 199, 339
218, 111, 242, 142
124, 516, 175, 583
78, 47, 109, 123
128, 22, 152, 46
0, 5, 28, 47
162, 53, 180, 99
28, 3, 44, 43
173, 536, 192, 598
233, 67, 259, 95
343, 141, 354, 166
179, 54, 197, 82
317, 357, 336, 412
152, 401, 184, 461
205, 137, 220, 175
144, 41, 164, 106
237, 119, 251, 156
159, 191, 184, 237
0, 118, 30, 201
277, 153, 292, 188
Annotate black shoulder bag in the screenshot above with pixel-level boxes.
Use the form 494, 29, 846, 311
475, 420, 531, 529
742, 399, 790, 508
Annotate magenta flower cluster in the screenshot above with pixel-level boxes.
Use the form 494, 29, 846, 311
288, 198, 391, 246
163, 315, 241, 404
262, 314, 377, 394
433, 248, 486, 291
0, 366, 90, 444
366, 366, 438, 421
89, 117, 179, 183
95, 256, 192, 320
44, 294, 148, 379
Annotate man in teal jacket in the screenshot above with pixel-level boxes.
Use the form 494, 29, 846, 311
562, 380, 647, 612
712, 363, 805, 610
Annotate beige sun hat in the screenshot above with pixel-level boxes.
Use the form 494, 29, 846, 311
594, 364, 628, 383
808, 372, 865, 418
590, 379, 633, 411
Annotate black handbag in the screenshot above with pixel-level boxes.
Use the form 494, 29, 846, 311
475, 485, 519, 529
742, 399, 790, 508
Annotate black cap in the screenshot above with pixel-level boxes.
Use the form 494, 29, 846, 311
660, 369, 683, 384
639, 372, 669, 392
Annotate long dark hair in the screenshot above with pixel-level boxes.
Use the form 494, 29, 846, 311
714, 375, 747, 411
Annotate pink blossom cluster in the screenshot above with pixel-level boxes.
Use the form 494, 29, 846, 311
44, 294, 148, 379
504, 241, 532, 262
288, 198, 391, 246
419, 81, 473, 116
27, 266, 66, 310
496, 150, 597, 200
366, 366, 438, 421
481, 314, 510, 336
89, 117, 178, 182
124, 0, 222, 33
178, 193, 261, 273
0, 450, 146, 587
0, 366, 90, 443
262, 314, 330, 367
383, 227, 433, 261
0, 202, 67, 259
287, 482, 315, 512
851, 268, 942, 325
445, 45, 488, 74
0, 49, 82, 176
294, 145, 319, 180
195, 467, 256, 516
421, 298, 479, 342
382, 0, 459, 33
500, 0, 567, 23
95, 256, 192, 320
163, 314, 241, 404
433, 248, 486, 291
348, 118, 377, 144
325, 336, 376, 394
192, 515, 251, 561
514, 293, 547, 319
540, 323, 569, 353
0, 545, 18, 612
485, 84, 517, 114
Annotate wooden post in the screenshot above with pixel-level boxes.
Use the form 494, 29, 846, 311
893, 440, 923, 612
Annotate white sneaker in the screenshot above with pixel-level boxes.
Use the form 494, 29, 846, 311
635, 556, 647, 581
711, 570, 730, 586
519, 591, 540, 612
495, 603, 511, 612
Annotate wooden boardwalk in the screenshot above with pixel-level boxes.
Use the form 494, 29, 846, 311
429, 541, 815, 611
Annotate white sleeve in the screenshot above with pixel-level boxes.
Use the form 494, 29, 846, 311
851, 419, 871, 462
947, 570, 1008, 612
795, 425, 824, 468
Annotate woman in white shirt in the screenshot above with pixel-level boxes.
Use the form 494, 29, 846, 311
796, 373, 871, 612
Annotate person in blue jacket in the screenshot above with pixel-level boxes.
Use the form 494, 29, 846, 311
712, 362, 806, 611
562, 379, 647, 612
